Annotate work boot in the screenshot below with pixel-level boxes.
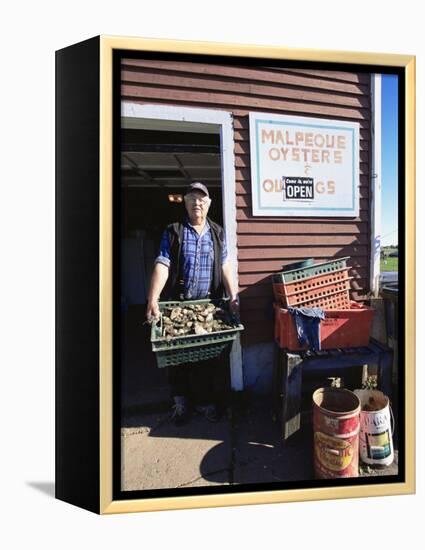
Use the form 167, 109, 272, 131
195, 404, 220, 423
170, 396, 190, 426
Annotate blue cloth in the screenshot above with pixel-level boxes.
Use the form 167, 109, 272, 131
156, 219, 228, 299
288, 307, 325, 351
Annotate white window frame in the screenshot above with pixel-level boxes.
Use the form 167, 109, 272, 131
121, 102, 243, 390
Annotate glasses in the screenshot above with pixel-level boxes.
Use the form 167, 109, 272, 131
185, 194, 209, 205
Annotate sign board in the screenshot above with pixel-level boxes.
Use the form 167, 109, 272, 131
249, 113, 360, 217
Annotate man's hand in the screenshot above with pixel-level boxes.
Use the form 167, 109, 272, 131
146, 262, 169, 323
222, 262, 239, 321
229, 295, 240, 322
146, 300, 160, 324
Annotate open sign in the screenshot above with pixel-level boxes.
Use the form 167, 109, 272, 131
283, 177, 314, 200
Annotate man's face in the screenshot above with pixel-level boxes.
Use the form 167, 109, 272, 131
184, 190, 211, 220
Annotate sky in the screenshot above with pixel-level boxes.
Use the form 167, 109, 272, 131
381, 74, 398, 247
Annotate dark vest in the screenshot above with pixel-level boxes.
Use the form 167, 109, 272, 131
162, 218, 226, 300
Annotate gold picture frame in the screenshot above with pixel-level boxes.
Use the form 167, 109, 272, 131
55, 35, 415, 514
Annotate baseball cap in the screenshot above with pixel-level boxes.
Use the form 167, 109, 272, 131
185, 182, 209, 197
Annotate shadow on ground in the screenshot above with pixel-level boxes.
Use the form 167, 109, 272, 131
121, 395, 314, 491
26, 481, 55, 498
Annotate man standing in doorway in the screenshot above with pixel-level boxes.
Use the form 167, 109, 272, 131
146, 182, 239, 426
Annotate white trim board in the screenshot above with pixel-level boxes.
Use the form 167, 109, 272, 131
370, 75, 382, 295
122, 102, 243, 391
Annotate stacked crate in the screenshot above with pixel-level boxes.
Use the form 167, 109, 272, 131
272, 257, 352, 310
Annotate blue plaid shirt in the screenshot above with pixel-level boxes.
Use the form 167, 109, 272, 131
156, 220, 227, 299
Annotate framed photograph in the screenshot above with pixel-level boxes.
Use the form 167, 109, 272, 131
55, 36, 415, 514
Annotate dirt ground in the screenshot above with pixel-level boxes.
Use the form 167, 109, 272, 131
121, 395, 399, 491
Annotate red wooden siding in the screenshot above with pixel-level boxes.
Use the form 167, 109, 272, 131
121, 59, 372, 345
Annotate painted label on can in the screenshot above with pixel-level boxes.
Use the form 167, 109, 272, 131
314, 431, 358, 476
366, 430, 392, 460
314, 413, 359, 438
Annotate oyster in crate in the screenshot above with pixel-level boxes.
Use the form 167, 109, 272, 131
161, 301, 235, 339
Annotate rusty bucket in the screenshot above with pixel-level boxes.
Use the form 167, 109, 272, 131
313, 387, 361, 479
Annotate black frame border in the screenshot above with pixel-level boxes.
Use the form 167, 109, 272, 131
111, 48, 406, 503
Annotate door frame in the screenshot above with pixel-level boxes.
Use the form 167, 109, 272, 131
121, 102, 243, 391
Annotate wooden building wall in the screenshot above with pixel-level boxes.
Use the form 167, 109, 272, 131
121, 58, 372, 344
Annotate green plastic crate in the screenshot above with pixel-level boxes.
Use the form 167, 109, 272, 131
272, 257, 350, 284
150, 298, 244, 368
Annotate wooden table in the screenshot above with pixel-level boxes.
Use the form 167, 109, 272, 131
272, 340, 393, 441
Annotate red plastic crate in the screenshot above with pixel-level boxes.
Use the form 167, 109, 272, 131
274, 301, 374, 350
272, 268, 352, 309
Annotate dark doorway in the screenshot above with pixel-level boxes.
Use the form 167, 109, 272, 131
120, 127, 225, 418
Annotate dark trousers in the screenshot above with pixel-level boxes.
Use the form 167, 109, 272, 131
167, 357, 224, 406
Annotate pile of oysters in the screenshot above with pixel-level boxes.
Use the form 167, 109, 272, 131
161, 302, 234, 341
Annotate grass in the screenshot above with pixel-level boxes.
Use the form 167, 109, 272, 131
381, 257, 398, 272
